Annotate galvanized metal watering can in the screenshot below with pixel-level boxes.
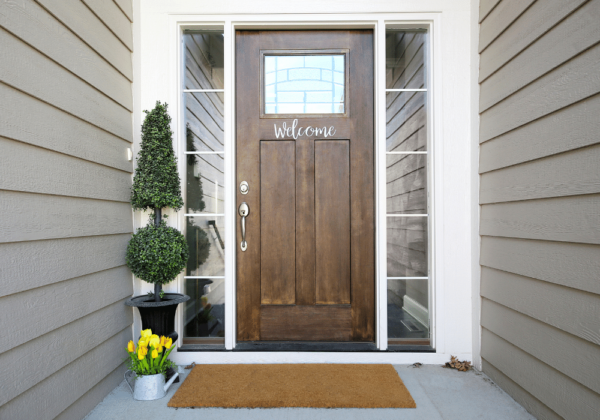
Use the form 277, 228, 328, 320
125, 371, 179, 400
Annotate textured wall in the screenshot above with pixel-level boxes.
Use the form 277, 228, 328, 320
0, 0, 134, 419
478, 0, 600, 418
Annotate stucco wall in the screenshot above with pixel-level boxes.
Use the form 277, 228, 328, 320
477, 0, 600, 418
0, 1, 134, 419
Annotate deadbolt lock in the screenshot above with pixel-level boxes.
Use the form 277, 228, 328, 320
240, 181, 249, 195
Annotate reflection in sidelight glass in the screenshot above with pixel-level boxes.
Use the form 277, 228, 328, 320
183, 31, 224, 90
386, 30, 427, 90
185, 150, 224, 215
387, 217, 428, 277
387, 280, 429, 340
184, 276, 225, 339
184, 216, 225, 339
386, 154, 427, 214
386, 27, 430, 346
184, 92, 224, 153
264, 55, 345, 114
182, 30, 226, 344
386, 91, 427, 152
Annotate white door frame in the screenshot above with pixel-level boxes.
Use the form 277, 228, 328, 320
133, 4, 476, 365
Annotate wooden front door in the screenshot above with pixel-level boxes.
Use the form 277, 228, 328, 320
236, 30, 374, 342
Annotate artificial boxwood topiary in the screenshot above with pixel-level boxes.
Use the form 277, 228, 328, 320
126, 219, 188, 285
131, 102, 184, 211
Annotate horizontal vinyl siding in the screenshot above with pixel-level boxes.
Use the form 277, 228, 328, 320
0, 1, 133, 419
478, 1, 600, 418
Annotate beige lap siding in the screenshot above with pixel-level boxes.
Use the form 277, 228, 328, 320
478, 0, 600, 419
0, 0, 134, 419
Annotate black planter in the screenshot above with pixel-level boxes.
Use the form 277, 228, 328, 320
125, 293, 190, 342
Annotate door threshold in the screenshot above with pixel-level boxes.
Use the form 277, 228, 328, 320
234, 341, 378, 352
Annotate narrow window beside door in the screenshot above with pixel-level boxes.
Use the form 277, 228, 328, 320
182, 30, 226, 345
385, 29, 431, 346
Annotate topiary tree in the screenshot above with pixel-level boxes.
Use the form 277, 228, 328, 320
127, 102, 188, 301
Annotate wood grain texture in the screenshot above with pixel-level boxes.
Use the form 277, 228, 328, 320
0, 266, 132, 354
260, 306, 352, 341
481, 236, 600, 295
236, 31, 261, 340
481, 267, 600, 345
53, 363, 128, 420
0, 0, 132, 111
83, 0, 132, 51
315, 141, 350, 305
480, 144, 600, 204
260, 141, 296, 305
0, 234, 130, 297
0, 28, 132, 141
112, 0, 133, 22
482, 299, 600, 394
478, 0, 535, 53
479, 94, 600, 171
295, 138, 316, 305
482, 330, 600, 420
0, 137, 131, 202
237, 30, 374, 341
0, 329, 130, 420
480, 0, 600, 112
0, 83, 133, 169
0, 299, 132, 406
479, 0, 588, 82
36, 0, 132, 80
480, 43, 600, 142
482, 360, 563, 420
349, 30, 375, 341
480, 195, 600, 244
479, 0, 501, 23
0, 191, 133, 243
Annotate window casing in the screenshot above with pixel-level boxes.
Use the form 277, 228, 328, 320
175, 21, 435, 352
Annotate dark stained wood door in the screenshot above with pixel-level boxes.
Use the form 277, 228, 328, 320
236, 30, 374, 342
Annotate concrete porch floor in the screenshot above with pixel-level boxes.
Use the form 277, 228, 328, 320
85, 365, 534, 420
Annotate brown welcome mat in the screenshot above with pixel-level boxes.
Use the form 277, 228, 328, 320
168, 364, 416, 408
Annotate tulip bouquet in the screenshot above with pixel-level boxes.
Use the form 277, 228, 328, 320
126, 328, 175, 376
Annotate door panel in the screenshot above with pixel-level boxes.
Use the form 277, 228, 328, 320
260, 141, 295, 305
315, 140, 351, 305
236, 30, 374, 342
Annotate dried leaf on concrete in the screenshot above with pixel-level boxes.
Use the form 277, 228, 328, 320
443, 355, 472, 372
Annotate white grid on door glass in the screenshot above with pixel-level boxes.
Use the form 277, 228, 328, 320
385, 28, 430, 344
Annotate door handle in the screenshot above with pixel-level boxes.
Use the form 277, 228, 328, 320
238, 202, 249, 251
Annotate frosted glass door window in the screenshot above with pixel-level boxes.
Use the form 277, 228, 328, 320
264, 55, 345, 114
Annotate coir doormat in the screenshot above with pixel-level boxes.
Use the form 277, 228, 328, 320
168, 364, 416, 408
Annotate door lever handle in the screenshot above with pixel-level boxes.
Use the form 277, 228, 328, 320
238, 202, 249, 251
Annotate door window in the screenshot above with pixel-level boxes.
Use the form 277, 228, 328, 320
263, 54, 346, 114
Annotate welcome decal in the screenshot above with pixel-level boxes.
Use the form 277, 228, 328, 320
274, 119, 337, 139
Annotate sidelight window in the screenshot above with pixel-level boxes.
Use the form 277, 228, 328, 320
385, 29, 431, 346
181, 30, 226, 345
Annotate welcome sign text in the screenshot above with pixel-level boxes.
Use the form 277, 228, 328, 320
274, 119, 337, 139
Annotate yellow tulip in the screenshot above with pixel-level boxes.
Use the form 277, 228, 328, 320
141, 329, 152, 338
149, 334, 160, 348
138, 337, 149, 348
151, 349, 159, 359
160, 336, 166, 347
137, 346, 147, 360
127, 340, 135, 353
165, 337, 173, 349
